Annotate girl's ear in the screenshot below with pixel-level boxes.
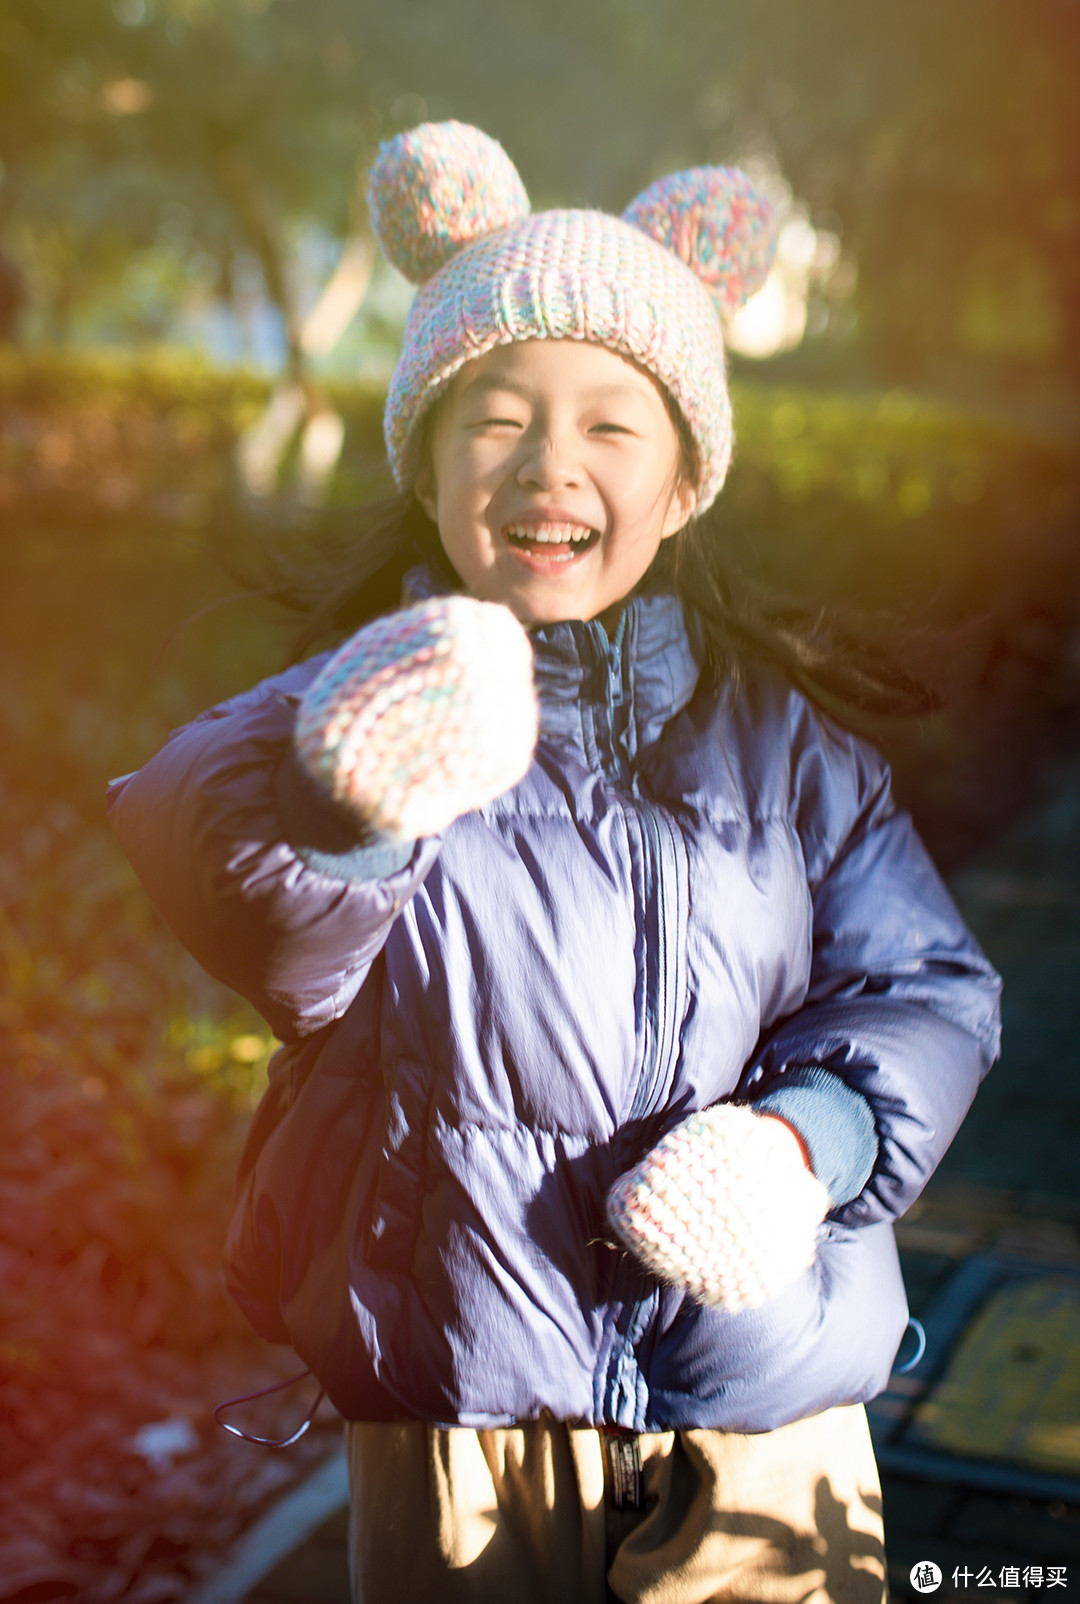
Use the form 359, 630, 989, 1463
414, 464, 438, 525
660, 475, 698, 541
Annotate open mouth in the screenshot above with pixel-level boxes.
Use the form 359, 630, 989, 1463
503, 521, 599, 561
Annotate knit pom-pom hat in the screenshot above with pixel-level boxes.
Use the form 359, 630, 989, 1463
368, 121, 776, 514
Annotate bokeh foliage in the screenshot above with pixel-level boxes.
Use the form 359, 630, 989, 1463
1, 0, 1077, 400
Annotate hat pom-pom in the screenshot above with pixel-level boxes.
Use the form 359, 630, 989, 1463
623, 167, 776, 315
367, 121, 530, 285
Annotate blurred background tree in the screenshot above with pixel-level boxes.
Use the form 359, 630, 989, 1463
1, 0, 1077, 791
1, 0, 1076, 414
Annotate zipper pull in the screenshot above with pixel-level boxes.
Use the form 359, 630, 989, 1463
606, 611, 628, 709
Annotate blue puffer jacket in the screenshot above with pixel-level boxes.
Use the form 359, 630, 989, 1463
108, 588, 1001, 1432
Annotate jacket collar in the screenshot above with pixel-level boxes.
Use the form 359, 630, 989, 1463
530, 594, 701, 757
403, 565, 702, 764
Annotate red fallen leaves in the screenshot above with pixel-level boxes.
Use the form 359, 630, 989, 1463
1, 1042, 343, 1603
0, 820, 341, 1603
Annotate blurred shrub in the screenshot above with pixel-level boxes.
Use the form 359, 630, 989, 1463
0, 346, 386, 525
3, 348, 1076, 628
724, 385, 1079, 622
0, 346, 259, 523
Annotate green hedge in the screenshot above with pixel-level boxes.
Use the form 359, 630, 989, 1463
724, 385, 1078, 618
0, 346, 386, 524
2, 345, 1076, 620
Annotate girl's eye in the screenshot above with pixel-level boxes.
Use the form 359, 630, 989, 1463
590, 422, 633, 437
469, 415, 523, 431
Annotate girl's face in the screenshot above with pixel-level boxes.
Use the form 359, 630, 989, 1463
416, 340, 696, 627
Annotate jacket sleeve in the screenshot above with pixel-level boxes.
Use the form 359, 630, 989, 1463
106, 660, 442, 1042
738, 694, 1002, 1229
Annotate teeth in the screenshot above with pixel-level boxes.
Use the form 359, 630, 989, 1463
505, 522, 593, 545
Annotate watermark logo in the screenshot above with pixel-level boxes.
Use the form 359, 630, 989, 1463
949, 1565, 1068, 1588
910, 1561, 943, 1593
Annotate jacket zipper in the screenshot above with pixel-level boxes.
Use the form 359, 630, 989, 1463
625, 799, 687, 1121
589, 617, 687, 1123
589, 619, 688, 1426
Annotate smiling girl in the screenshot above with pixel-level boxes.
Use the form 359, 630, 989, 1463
109, 124, 1000, 1603
416, 340, 696, 629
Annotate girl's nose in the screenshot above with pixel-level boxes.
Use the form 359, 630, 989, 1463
516, 435, 583, 490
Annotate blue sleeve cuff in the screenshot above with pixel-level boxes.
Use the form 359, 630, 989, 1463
274, 747, 417, 882
751, 1066, 879, 1206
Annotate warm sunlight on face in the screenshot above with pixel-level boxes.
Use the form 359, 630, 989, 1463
416, 340, 696, 627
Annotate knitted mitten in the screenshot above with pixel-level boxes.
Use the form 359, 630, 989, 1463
294, 595, 538, 841
606, 1103, 830, 1312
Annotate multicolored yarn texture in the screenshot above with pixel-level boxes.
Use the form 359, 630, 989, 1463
366, 121, 777, 513
367, 121, 530, 286
606, 1102, 830, 1313
294, 596, 538, 843
622, 168, 774, 319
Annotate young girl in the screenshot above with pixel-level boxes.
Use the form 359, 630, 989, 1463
109, 123, 1001, 1602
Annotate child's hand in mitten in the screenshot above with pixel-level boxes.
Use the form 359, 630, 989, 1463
606, 1103, 830, 1313
294, 595, 538, 841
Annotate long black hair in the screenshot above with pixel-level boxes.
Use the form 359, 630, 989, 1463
267, 484, 944, 723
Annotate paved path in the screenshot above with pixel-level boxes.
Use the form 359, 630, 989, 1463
938, 765, 1080, 1212
232, 1504, 350, 1604
227, 763, 1080, 1603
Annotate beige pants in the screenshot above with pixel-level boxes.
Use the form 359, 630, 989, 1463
345, 1406, 887, 1604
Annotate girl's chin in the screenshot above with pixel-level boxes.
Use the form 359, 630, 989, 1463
486, 591, 597, 627
469, 553, 596, 621
507, 577, 603, 625
460, 545, 644, 627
